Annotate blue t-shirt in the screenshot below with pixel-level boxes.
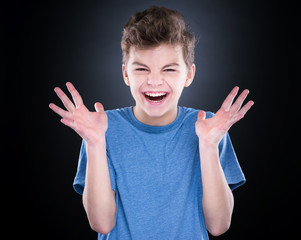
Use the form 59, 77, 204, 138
73, 106, 246, 240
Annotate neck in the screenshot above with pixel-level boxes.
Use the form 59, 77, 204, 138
132, 106, 178, 126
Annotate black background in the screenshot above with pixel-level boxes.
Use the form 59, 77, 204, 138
3, 0, 296, 239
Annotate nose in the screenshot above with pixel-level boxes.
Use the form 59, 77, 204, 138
147, 72, 163, 86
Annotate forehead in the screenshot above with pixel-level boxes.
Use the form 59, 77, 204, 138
128, 44, 184, 66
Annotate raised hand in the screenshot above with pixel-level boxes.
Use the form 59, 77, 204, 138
49, 82, 108, 145
195, 86, 254, 147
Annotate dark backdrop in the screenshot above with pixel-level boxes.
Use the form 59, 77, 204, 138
4, 0, 296, 239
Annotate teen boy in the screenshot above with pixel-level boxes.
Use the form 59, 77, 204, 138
49, 6, 254, 240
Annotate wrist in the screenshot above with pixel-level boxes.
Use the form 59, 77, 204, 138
86, 135, 106, 149
198, 139, 219, 151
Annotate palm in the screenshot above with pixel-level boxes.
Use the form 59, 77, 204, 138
68, 104, 108, 142
49, 82, 108, 144
195, 87, 254, 146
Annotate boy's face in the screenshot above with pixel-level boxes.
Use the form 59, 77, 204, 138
122, 44, 195, 126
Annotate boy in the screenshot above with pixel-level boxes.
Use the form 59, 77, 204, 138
49, 6, 254, 240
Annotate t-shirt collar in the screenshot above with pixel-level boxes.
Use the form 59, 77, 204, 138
126, 106, 184, 133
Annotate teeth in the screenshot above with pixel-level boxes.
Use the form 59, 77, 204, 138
145, 92, 167, 97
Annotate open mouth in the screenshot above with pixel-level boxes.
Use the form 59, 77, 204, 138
144, 92, 168, 103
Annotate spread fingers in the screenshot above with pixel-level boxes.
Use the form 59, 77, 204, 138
66, 82, 83, 108
54, 87, 75, 112
49, 103, 73, 120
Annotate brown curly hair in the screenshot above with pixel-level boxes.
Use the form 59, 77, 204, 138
121, 6, 196, 68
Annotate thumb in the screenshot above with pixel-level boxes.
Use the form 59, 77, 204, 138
197, 110, 206, 121
94, 102, 104, 112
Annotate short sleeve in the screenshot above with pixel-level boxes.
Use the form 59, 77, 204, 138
218, 133, 246, 190
73, 140, 117, 195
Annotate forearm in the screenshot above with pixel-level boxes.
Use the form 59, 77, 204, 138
83, 137, 116, 234
199, 143, 234, 236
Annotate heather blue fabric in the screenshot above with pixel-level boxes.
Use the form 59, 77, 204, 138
73, 106, 245, 240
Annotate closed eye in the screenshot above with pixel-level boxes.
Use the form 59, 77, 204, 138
136, 68, 149, 72
164, 69, 176, 72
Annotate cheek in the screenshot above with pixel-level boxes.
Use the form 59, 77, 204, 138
128, 76, 145, 92
166, 75, 187, 91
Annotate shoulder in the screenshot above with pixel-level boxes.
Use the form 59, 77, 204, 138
105, 107, 131, 123
180, 106, 215, 120
177, 107, 215, 135
105, 107, 134, 136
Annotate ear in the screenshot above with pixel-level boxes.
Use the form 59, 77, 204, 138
122, 64, 130, 86
184, 64, 196, 87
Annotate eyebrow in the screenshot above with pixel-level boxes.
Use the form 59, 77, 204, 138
132, 61, 180, 69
